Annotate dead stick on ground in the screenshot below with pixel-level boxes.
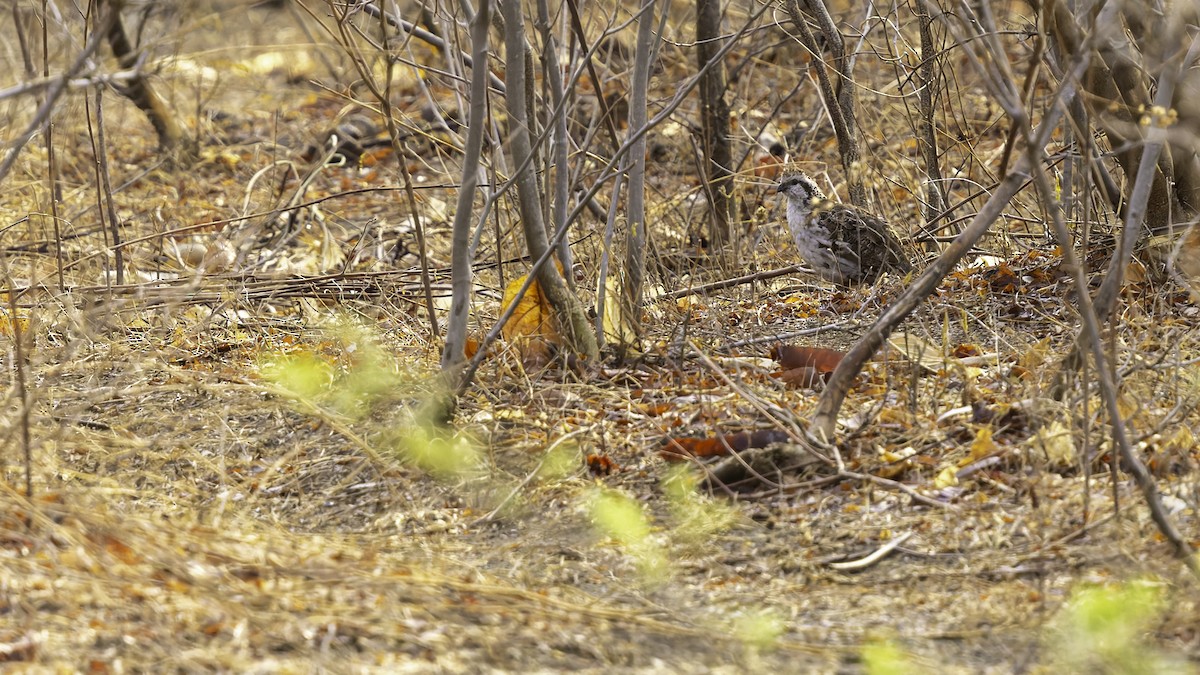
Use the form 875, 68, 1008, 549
828, 531, 913, 571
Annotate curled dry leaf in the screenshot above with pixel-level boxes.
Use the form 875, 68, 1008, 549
600, 276, 638, 350
463, 337, 483, 360
885, 331, 946, 374
586, 454, 620, 476
952, 343, 982, 359
500, 268, 564, 368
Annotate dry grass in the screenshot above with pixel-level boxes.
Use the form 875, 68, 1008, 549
1, 1, 1199, 671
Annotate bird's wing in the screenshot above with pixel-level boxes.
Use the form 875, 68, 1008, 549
827, 206, 912, 273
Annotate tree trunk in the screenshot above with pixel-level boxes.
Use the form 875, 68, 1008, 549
500, 0, 598, 361
696, 0, 736, 246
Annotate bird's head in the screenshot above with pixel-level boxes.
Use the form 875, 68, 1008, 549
775, 173, 825, 207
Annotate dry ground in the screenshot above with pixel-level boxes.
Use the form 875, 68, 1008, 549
2, 2, 1200, 673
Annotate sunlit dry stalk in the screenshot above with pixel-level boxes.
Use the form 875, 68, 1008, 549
1048, 12, 1200, 399
697, 0, 736, 245
96, 0, 184, 153
1024, 114, 1198, 574
915, 1, 949, 243
564, 0, 622, 151
619, 0, 658, 348
369, 4, 440, 338
500, 0, 599, 361
88, 88, 124, 287
11, 4, 67, 292
535, 0, 575, 279
915, 0, 1196, 573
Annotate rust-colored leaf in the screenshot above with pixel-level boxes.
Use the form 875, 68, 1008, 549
754, 154, 784, 180
770, 344, 846, 373
984, 263, 1020, 293
586, 453, 620, 476
463, 337, 482, 359
776, 366, 827, 389
659, 430, 790, 461
952, 343, 982, 358
1008, 365, 1032, 381
0, 633, 37, 662
98, 534, 141, 565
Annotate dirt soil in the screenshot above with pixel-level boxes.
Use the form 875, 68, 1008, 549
2, 2, 1199, 673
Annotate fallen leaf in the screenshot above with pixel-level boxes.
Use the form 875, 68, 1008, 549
966, 427, 998, 463
886, 331, 946, 373
660, 430, 791, 461
463, 337, 482, 359
600, 276, 638, 349
934, 465, 959, 489
777, 366, 827, 389
1034, 420, 1075, 467
586, 454, 620, 476
500, 267, 565, 367
953, 343, 982, 358
770, 344, 845, 372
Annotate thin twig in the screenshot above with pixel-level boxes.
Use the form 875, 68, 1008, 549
828, 531, 914, 571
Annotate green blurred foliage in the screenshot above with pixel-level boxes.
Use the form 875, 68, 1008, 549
662, 466, 738, 544
862, 639, 917, 675
589, 488, 668, 583
1048, 579, 1186, 674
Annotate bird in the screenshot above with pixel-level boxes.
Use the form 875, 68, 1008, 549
775, 172, 912, 285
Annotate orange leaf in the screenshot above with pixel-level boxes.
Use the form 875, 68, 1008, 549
659, 430, 790, 461
953, 343, 982, 358
463, 337, 482, 359
98, 534, 141, 565
500, 267, 565, 367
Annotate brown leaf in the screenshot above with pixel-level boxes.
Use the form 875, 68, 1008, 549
769, 344, 845, 373
776, 366, 827, 389
952, 343, 982, 358
463, 337, 482, 359
586, 454, 620, 476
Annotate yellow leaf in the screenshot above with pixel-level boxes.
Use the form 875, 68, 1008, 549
886, 331, 946, 373
0, 308, 30, 337
967, 427, 997, 462
934, 465, 959, 489
501, 268, 564, 366
1019, 337, 1052, 370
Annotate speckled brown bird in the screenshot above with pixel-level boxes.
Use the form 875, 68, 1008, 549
776, 173, 912, 285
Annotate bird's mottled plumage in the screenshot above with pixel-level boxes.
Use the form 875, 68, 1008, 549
776, 173, 912, 285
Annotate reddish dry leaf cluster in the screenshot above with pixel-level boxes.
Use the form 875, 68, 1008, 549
658, 344, 845, 461
769, 344, 846, 389
660, 430, 792, 462
586, 453, 620, 475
